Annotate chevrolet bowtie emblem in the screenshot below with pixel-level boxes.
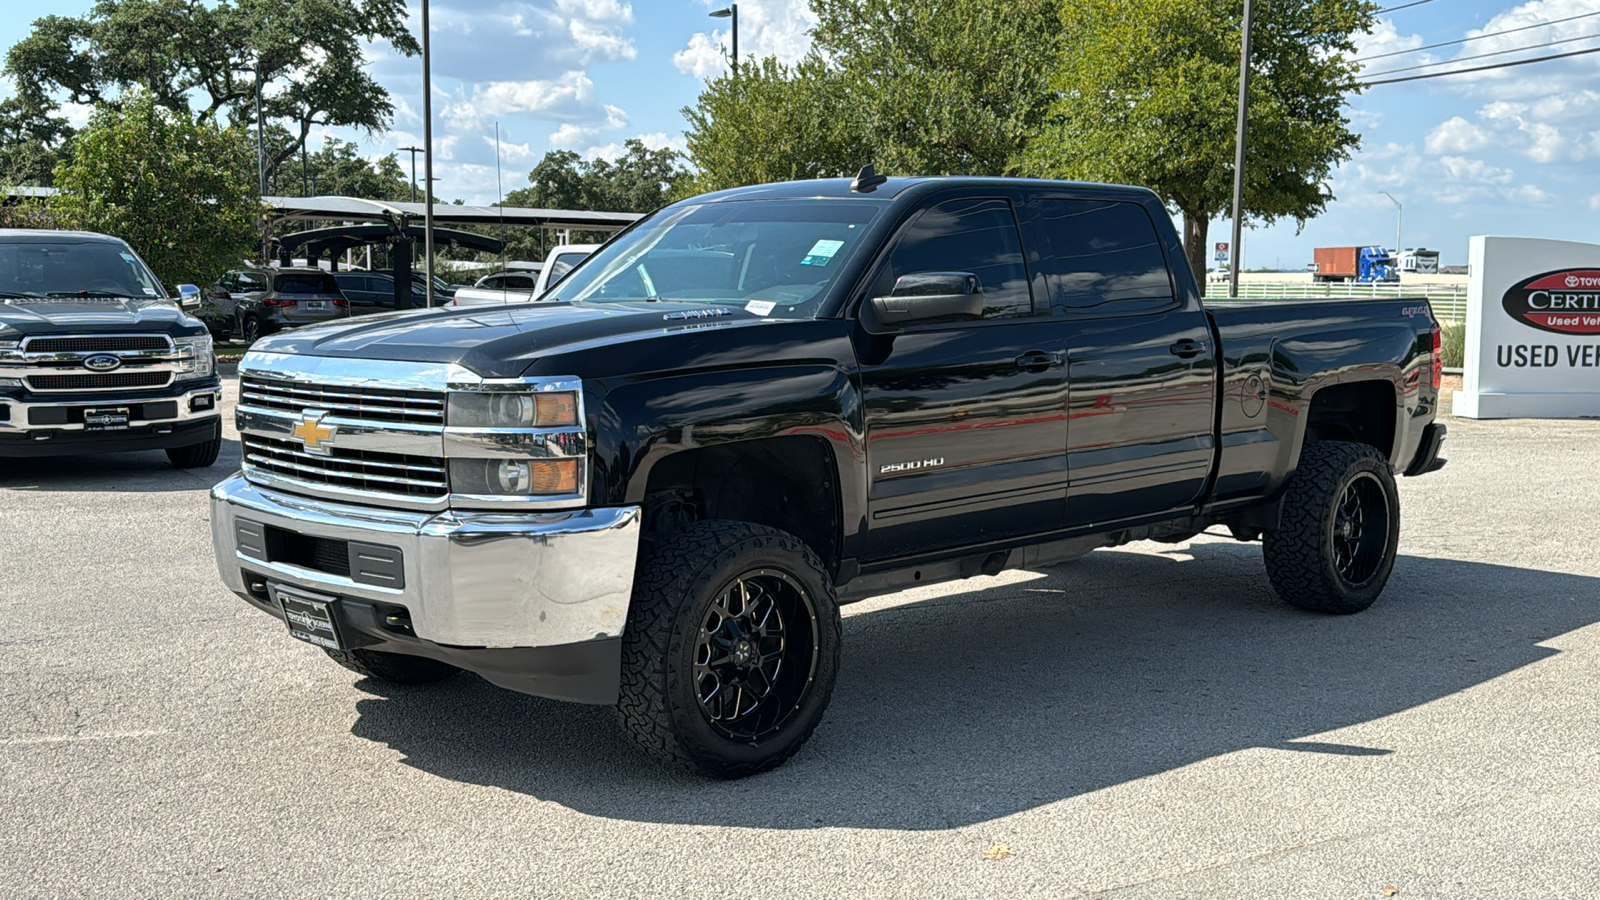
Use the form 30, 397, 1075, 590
291, 411, 336, 454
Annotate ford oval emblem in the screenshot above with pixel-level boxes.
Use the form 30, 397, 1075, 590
83, 353, 122, 372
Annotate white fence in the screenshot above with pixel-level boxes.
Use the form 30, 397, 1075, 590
1208, 281, 1469, 323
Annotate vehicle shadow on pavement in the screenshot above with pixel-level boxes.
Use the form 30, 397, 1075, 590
0, 439, 241, 493
347, 543, 1600, 830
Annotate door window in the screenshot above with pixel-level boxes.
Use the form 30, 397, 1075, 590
1033, 199, 1174, 314
876, 198, 1034, 319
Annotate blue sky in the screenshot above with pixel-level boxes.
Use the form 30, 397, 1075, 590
4, 0, 1599, 269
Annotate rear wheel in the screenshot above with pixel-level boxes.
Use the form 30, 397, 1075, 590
1263, 440, 1400, 614
324, 648, 460, 685
617, 520, 841, 778
241, 315, 262, 345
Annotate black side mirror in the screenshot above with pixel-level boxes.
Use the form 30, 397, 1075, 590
869, 271, 983, 325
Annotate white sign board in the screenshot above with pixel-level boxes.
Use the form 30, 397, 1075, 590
1455, 235, 1600, 418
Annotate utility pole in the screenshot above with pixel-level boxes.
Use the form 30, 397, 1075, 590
1227, 0, 1255, 299
399, 146, 422, 203
421, 0, 436, 308
710, 5, 738, 75
1381, 191, 1402, 256
254, 74, 267, 196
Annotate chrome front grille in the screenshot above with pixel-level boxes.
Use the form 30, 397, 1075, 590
240, 375, 445, 426
22, 335, 171, 354
26, 371, 173, 391
242, 435, 448, 501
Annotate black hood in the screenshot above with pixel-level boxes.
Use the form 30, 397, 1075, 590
251, 301, 773, 378
0, 297, 206, 337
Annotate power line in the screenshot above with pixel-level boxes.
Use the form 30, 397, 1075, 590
1356, 9, 1600, 62
1363, 30, 1600, 77
1364, 43, 1600, 85
1376, 0, 1434, 13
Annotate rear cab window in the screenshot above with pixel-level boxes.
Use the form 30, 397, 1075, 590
1031, 198, 1175, 315
273, 273, 341, 295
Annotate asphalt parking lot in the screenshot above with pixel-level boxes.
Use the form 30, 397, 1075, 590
2, 382, 1598, 899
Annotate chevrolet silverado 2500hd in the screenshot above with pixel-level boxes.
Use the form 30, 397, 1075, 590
211, 176, 1446, 776
2, 229, 222, 466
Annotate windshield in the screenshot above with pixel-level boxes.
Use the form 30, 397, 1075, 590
0, 238, 165, 299
554, 200, 882, 318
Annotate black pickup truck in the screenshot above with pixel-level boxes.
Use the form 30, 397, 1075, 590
210, 176, 1446, 776
1, 230, 223, 466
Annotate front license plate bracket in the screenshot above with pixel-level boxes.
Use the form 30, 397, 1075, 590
270, 583, 345, 651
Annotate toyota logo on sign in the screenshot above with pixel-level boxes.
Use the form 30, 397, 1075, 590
1502, 269, 1600, 335
83, 354, 122, 372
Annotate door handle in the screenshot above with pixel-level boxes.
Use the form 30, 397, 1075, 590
1015, 350, 1064, 371
1169, 339, 1205, 359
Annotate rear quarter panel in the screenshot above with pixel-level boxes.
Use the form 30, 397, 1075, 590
1207, 298, 1437, 502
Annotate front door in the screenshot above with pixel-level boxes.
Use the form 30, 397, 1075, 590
859, 195, 1069, 561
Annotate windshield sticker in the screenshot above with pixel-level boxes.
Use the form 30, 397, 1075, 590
745, 299, 776, 316
800, 239, 845, 267
142, 287, 158, 295
119, 252, 136, 263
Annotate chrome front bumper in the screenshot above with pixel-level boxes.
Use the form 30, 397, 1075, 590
211, 474, 640, 648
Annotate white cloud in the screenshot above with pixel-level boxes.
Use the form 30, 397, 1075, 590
582, 131, 688, 160
1355, 20, 1431, 77
444, 71, 598, 130
1439, 155, 1514, 184
1425, 116, 1490, 154
1589, 193, 1600, 210
60, 102, 94, 129
674, 0, 819, 79
1504, 183, 1556, 204
570, 17, 636, 61
556, 0, 633, 22
547, 104, 628, 148
483, 136, 536, 162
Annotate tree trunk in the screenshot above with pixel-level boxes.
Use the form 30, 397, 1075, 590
1181, 208, 1209, 297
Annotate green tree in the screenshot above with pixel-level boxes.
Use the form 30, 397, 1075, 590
682, 0, 1059, 190
495, 138, 689, 256
1023, 0, 1372, 286
49, 92, 261, 287
0, 98, 74, 187
271, 137, 413, 200
5, 0, 419, 189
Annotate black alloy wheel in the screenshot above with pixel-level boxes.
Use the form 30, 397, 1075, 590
617, 519, 841, 778
692, 570, 818, 742
241, 315, 262, 345
1264, 440, 1401, 614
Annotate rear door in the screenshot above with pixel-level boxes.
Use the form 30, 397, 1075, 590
1027, 194, 1217, 525
858, 193, 1069, 561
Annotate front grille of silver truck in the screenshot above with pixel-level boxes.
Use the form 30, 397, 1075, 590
241, 434, 449, 502
239, 375, 445, 426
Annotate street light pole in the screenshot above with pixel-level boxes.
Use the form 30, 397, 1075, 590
399, 145, 422, 203
421, 0, 435, 308
709, 5, 738, 75
1227, 0, 1255, 299
1381, 191, 1402, 256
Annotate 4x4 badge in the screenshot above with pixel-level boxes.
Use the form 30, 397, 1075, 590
291, 411, 336, 455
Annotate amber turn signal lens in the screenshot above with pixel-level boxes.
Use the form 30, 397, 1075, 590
527, 459, 579, 493
535, 392, 579, 427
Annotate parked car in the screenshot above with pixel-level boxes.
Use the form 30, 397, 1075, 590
0, 228, 223, 467
212, 175, 1446, 777
333, 272, 413, 315
452, 245, 599, 307
222, 268, 350, 344
364, 269, 456, 301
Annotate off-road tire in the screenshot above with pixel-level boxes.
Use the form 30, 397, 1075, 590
323, 648, 461, 684
616, 520, 842, 778
166, 437, 221, 468
1263, 440, 1400, 614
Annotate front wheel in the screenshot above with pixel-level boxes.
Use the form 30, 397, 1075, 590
1263, 440, 1400, 614
616, 520, 841, 778
240, 315, 262, 345
166, 436, 221, 468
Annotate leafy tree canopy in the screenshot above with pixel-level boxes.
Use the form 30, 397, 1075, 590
48, 92, 261, 288
264, 136, 414, 202
1021, 0, 1372, 285
492, 138, 689, 258
0, 98, 73, 187
683, 0, 1059, 192
5, 0, 419, 189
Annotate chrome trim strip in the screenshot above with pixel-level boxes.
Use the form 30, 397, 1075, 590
240, 351, 486, 390
211, 475, 640, 648
441, 426, 585, 459
237, 405, 446, 456
238, 464, 450, 512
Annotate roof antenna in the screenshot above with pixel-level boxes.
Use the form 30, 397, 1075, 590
851, 164, 887, 193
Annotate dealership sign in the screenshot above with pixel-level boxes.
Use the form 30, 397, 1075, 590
1456, 236, 1600, 418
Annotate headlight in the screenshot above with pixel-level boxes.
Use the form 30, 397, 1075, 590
448, 390, 578, 428
174, 335, 214, 379
448, 458, 579, 496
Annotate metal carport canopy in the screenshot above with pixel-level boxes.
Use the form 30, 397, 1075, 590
262, 196, 642, 232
